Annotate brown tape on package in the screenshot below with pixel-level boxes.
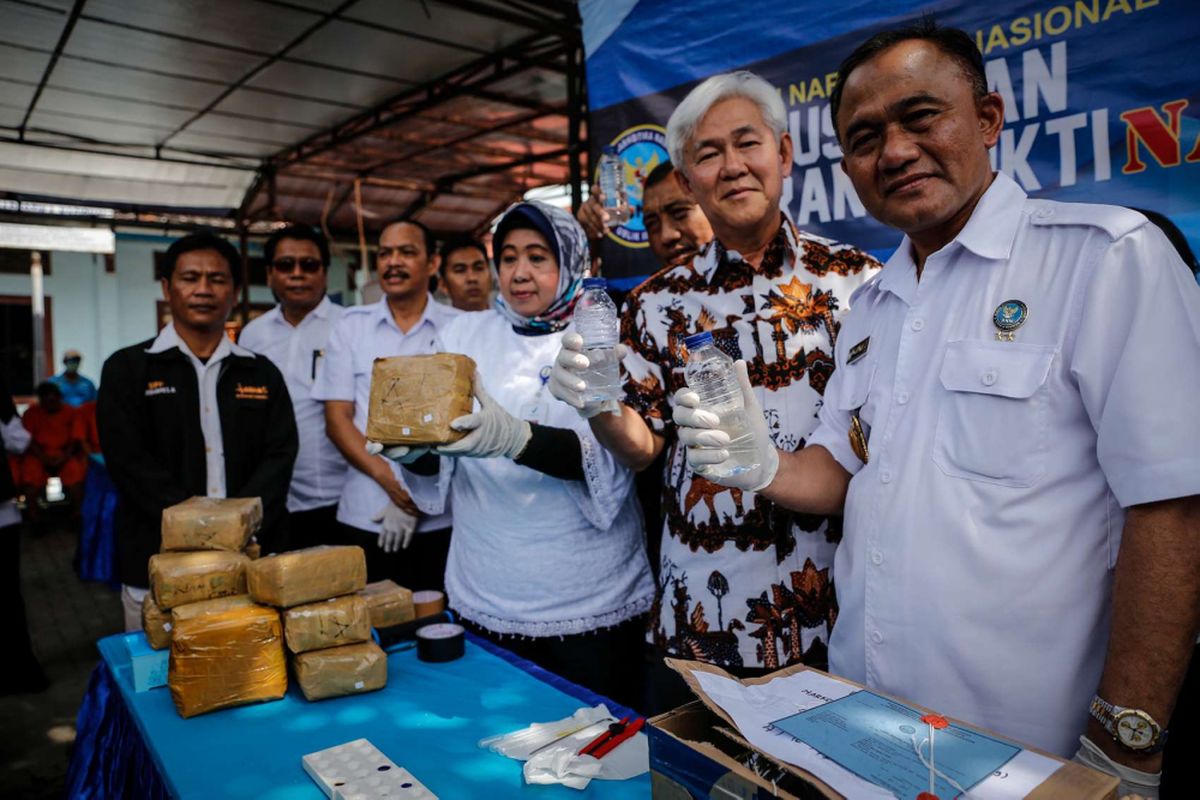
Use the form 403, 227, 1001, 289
365, 353, 476, 446
170, 594, 260, 625
168, 605, 286, 718
149, 551, 250, 610
142, 594, 173, 650
293, 641, 387, 701
161, 496, 262, 552
246, 545, 367, 608
357, 580, 414, 628
283, 595, 371, 654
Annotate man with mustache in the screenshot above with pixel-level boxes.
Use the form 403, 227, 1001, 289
674, 20, 1200, 797
552, 72, 881, 713
239, 224, 348, 551
98, 231, 298, 630
314, 217, 459, 590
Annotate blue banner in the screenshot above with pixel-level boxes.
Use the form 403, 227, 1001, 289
582, 0, 1200, 286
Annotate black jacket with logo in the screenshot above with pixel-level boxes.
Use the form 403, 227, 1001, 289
98, 338, 298, 588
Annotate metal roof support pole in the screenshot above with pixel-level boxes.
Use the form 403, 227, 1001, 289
566, 36, 583, 215
238, 224, 251, 327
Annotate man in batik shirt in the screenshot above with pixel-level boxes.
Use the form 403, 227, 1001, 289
551, 70, 880, 711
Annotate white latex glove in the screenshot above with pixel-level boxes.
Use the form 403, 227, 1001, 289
436, 371, 532, 460
1072, 736, 1160, 800
371, 503, 417, 553
365, 440, 431, 464
548, 332, 627, 418
672, 359, 779, 493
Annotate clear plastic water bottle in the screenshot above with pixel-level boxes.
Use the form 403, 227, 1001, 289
573, 277, 622, 413
598, 145, 632, 226
683, 332, 761, 478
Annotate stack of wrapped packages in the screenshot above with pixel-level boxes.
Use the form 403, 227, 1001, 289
246, 545, 389, 702
140, 497, 291, 718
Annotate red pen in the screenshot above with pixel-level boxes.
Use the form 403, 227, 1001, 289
579, 716, 645, 759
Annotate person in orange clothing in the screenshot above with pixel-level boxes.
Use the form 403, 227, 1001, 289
13, 381, 86, 520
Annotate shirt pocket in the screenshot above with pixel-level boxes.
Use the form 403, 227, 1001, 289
933, 340, 1056, 487
834, 359, 877, 429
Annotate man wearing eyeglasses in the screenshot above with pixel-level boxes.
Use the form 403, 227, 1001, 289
240, 224, 348, 552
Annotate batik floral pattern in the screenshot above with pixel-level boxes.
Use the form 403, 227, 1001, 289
622, 216, 880, 668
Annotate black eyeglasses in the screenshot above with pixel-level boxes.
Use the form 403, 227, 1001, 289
272, 257, 323, 273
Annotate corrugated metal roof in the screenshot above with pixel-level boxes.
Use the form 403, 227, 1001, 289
0, 0, 585, 235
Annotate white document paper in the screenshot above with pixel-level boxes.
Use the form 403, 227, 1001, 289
691, 670, 1063, 800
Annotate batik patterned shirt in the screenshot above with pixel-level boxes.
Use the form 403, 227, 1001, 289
620, 216, 881, 670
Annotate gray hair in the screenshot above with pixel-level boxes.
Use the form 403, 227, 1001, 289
666, 70, 788, 175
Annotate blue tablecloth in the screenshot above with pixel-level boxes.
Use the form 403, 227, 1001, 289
68, 631, 650, 799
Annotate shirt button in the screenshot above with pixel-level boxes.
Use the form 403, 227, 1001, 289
910, 318, 925, 331
871, 630, 884, 644
981, 370, 998, 386
204, 406, 212, 414
896, 391, 909, 405
880, 469, 892, 484
870, 549, 884, 565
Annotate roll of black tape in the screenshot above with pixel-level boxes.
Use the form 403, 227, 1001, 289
416, 622, 465, 663
375, 611, 455, 650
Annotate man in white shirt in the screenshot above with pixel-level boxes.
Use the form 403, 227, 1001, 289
674, 20, 1200, 796
240, 225, 347, 551
313, 218, 460, 589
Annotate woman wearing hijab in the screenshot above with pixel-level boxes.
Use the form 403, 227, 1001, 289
382, 201, 653, 707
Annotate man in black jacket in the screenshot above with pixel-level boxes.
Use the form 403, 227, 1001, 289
98, 231, 297, 630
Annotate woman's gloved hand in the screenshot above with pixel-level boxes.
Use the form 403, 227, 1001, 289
436, 371, 532, 460
548, 332, 626, 418
372, 502, 417, 553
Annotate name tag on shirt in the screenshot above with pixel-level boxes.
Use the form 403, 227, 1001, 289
848, 337, 870, 365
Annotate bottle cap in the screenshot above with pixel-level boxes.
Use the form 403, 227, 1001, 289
684, 331, 714, 350
582, 277, 607, 289
602, 145, 618, 156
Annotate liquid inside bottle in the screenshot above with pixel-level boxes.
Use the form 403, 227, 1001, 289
683, 332, 761, 477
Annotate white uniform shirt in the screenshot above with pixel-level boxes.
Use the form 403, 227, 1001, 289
808, 172, 1200, 755
239, 296, 348, 512
146, 323, 255, 499
312, 295, 460, 534
400, 310, 655, 637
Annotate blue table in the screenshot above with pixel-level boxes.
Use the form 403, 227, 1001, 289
67, 631, 649, 799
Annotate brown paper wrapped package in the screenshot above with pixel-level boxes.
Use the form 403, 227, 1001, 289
243, 541, 261, 560
161, 496, 262, 552
141, 594, 173, 650
284, 595, 371, 654
246, 545, 367, 608
170, 594, 259, 624
149, 551, 250, 609
293, 641, 387, 701
168, 605, 287, 718
365, 353, 476, 446
357, 580, 414, 628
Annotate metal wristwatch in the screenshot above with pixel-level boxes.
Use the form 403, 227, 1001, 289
1089, 695, 1169, 754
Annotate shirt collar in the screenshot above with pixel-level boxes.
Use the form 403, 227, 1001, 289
146, 322, 253, 361
270, 294, 334, 328
696, 213, 797, 284
372, 293, 449, 334
877, 172, 1026, 301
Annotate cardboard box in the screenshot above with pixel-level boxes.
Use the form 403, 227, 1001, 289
161, 496, 262, 552
293, 641, 387, 701
283, 595, 371, 654
124, 632, 169, 692
149, 550, 250, 609
141, 594, 173, 650
168, 604, 287, 718
650, 660, 1119, 800
365, 353, 476, 446
246, 545, 367, 608
357, 580, 414, 628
